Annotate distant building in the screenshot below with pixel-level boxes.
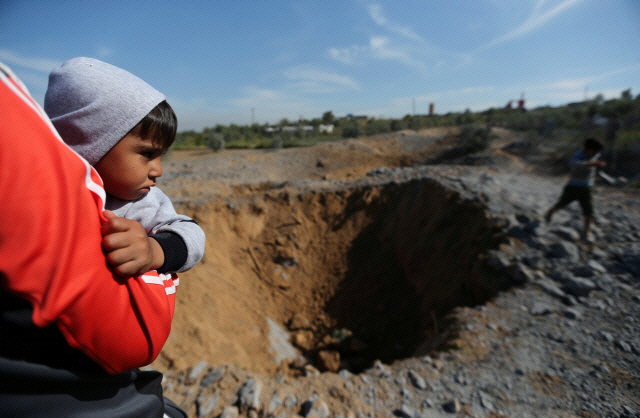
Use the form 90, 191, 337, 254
342, 114, 368, 121
319, 124, 334, 134
567, 100, 592, 108
517, 93, 525, 111
265, 125, 315, 135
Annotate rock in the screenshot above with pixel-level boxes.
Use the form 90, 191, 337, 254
267, 318, 303, 365
219, 407, 239, 418
598, 330, 615, 342
508, 263, 535, 284
547, 242, 580, 261
372, 360, 391, 377
407, 370, 427, 390
616, 340, 632, 353
292, 330, 315, 351
530, 302, 553, 315
200, 366, 225, 388
237, 378, 262, 412
595, 275, 616, 293
587, 260, 607, 273
524, 255, 547, 270
300, 394, 319, 417
537, 279, 566, 299
562, 276, 596, 297
186, 360, 208, 385
317, 350, 341, 372
442, 399, 462, 413
196, 393, 218, 418
338, 369, 352, 380
268, 390, 282, 413
304, 364, 321, 377
306, 400, 330, 418
394, 404, 418, 418
478, 390, 495, 411
289, 312, 311, 330
563, 307, 582, 319
283, 394, 298, 409
487, 251, 511, 271
572, 265, 596, 277
524, 220, 542, 235
550, 226, 581, 241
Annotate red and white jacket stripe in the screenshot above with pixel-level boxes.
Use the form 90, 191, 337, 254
0, 62, 178, 374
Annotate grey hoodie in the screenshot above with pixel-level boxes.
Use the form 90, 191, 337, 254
45, 57, 204, 273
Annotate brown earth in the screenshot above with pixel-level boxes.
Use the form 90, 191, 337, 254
151, 127, 517, 377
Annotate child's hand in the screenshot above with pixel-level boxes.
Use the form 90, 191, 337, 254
101, 210, 164, 277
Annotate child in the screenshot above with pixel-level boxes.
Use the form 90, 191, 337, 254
45, 57, 205, 276
544, 138, 606, 243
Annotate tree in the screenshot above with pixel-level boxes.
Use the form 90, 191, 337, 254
204, 132, 225, 152
322, 111, 335, 125
279, 118, 290, 127
341, 121, 362, 138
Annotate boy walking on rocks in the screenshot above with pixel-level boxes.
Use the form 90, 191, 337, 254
545, 138, 606, 243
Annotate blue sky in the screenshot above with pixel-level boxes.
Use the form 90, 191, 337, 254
2, 1, 639, 131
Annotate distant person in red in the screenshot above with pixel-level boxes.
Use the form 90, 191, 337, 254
544, 138, 606, 243
0, 62, 186, 417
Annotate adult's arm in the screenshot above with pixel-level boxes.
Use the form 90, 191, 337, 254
0, 63, 177, 374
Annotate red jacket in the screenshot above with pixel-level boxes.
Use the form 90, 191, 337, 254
0, 63, 176, 374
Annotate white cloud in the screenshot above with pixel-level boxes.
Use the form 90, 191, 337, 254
530, 65, 640, 94
367, 4, 422, 41
328, 35, 428, 71
479, 0, 584, 51
283, 66, 360, 92
231, 87, 288, 108
328, 4, 452, 73
0, 49, 61, 72
369, 36, 404, 60
328, 46, 362, 65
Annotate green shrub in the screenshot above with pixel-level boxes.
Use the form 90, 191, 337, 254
204, 132, 225, 152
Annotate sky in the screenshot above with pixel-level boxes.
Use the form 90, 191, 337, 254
2, 1, 639, 132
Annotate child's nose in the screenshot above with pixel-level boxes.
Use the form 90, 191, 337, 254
150, 159, 163, 179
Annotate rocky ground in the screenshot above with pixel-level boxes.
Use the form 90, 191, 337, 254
149, 128, 640, 418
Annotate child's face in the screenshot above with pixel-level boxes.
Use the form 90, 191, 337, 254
94, 133, 164, 201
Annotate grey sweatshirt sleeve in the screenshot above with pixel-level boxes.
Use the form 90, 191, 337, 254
106, 187, 205, 273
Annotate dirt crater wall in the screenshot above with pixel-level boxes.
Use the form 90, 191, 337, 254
155, 176, 507, 376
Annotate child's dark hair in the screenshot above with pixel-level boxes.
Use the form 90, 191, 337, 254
130, 101, 177, 150
584, 138, 603, 153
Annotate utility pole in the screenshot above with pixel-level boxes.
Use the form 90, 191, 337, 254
412, 97, 416, 115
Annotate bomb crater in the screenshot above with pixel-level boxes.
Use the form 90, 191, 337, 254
161, 174, 509, 376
